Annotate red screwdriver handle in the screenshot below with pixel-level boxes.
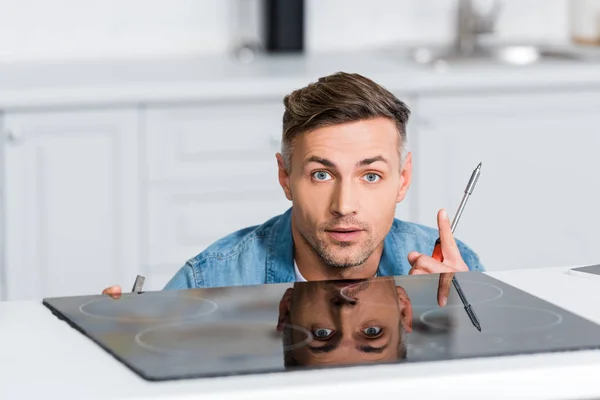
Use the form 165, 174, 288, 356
432, 238, 443, 262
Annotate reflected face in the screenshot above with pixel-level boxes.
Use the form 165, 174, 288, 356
277, 118, 412, 269
277, 277, 413, 366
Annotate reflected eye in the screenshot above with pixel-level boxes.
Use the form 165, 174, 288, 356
363, 326, 382, 337
363, 173, 381, 183
312, 328, 334, 339
312, 171, 332, 181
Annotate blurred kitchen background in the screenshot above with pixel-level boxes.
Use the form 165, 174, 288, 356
1, 0, 600, 301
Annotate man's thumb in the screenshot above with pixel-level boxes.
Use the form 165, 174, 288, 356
407, 251, 421, 265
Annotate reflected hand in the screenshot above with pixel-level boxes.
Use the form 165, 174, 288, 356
101, 285, 122, 299
407, 209, 468, 307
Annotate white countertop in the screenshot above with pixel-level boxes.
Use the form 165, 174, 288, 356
3, 265, 600, 400
4, 45, 600, 109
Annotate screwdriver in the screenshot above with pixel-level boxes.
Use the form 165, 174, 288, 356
131, 275, 145, 293
431, 162, 482, 332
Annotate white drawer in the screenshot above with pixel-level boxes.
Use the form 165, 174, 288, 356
146, 184, 292, 268
145, 101, 285, 182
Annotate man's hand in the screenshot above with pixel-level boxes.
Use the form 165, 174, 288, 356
101, 285, 122, 299
407, 209, 469, 307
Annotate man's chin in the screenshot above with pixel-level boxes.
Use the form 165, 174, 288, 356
320, 252, 369, 269
314, 238, 375, 268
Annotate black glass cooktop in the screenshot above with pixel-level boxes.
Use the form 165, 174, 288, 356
43, 272, 600, 381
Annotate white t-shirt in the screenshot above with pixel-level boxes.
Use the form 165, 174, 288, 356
294, 260, 307, 282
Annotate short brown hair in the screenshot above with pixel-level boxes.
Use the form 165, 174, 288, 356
281, 71, 411, 171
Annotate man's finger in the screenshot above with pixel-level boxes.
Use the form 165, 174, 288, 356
409, 253, 456, 274
437, 208, 460, 261
437, 272, 455, 307
102, 285, 122, 299
101, 285, 121, 294
408, 268, 426, 275
407, 251, 421, 266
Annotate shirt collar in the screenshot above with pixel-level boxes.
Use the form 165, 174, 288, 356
266, 207, 296, 284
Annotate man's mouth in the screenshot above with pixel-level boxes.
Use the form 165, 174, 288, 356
327, 226, 362, 232
325, 228, 363, 242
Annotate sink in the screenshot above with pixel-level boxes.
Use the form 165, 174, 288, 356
410, 45, 588, 69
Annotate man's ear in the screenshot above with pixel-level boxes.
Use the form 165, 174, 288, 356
276, 153, 293, 201
396, 152, 413, 203
395, 286, 413, 333
277, 287, 294, 332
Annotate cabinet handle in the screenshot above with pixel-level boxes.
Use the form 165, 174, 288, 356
5, 129, 21, 144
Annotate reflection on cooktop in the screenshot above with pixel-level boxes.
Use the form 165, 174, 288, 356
340, 278, 504, 308
42, 271, 600, 381
79, 293, 218, 322
420, 305, 563, 333
134, 320, 311, 356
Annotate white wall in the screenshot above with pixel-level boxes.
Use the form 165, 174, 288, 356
0, 0, 570, 62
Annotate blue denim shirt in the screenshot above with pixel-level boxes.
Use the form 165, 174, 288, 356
164, 207, 484, 290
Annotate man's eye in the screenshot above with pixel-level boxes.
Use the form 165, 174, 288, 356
363, 173, 381, 183
312, 328, 334, 339
363, 326, 382, 337
312, 171, 332, 181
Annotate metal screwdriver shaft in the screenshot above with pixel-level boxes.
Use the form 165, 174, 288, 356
431, 162, 482, 332
450, 162, 482, 332
450, 162, 481, 233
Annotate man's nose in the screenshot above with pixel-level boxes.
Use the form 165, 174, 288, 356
329, 179, 359, 217
331, 294, 357, 307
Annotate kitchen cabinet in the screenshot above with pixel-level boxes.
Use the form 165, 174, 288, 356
143, 101, 292, 286
0, 115, 6, 301
3, 109, 142, 301
413, 91, 600, 271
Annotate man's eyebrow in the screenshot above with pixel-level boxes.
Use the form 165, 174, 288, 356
303, 155, 388, 169
357, 156, 388, 167
358, 343, 389, 353
306, 343, 337, 353
303, 156, 337, 169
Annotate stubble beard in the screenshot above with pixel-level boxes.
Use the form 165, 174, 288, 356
308, 231, 378, 269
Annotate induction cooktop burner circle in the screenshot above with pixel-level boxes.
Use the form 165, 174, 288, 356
134, 320, 312, 357
79, 294, 218, 322
419, 305, 563, 334
339, 279, 504, 308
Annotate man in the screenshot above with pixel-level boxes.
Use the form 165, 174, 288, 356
276, 276, 414, 367
103, 72, 484, 306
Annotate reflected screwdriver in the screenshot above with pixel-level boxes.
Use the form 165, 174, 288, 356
431, 162, 482, 332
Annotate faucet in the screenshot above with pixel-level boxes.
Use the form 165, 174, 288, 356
454, 0, 502, 56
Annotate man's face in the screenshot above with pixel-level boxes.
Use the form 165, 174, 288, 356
277, 117, 412, 269
277, 277, 413, 366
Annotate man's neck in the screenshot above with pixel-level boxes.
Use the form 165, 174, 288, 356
291, 223, 383, 281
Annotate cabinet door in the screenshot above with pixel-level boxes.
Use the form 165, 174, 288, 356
144, 102, 293, 286
145, 101, 284, 182
3, 109, 141, 301
415, 91, 600, 271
